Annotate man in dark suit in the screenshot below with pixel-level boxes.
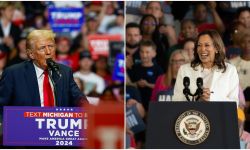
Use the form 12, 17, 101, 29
0, 30, 88, 107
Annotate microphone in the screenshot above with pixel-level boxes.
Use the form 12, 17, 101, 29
183, 77, 190, 88
197, 77, 203, 89
46, 58, 62, 77
195, 77, 203, 101
183, 76, 191, 101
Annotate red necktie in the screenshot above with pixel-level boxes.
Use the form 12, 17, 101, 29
43, 70, 55, 106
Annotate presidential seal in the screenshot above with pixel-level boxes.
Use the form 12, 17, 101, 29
175, 110, 210, 145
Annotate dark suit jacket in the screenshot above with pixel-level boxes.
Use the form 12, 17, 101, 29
0, 23, 21, 48
0, 60, 87, 107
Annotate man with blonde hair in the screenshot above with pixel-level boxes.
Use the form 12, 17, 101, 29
0, 29, 88, 108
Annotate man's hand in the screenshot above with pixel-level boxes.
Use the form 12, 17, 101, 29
3, 36, 14, 49
137, 79, 148, 88
208, 1, 217, 11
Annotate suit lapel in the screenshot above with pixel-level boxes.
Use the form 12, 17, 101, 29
25, 61, 41, 106
210, 67, 222, 101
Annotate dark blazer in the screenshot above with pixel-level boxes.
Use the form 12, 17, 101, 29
0, 60, 87, 107
0, 23, 21, 48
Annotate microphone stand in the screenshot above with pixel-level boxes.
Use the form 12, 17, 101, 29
184, 89, 201, 102
185, 94, 191, 102
183, 77, 203, 102
183, 88, 191, 101
195, 88, 203, 101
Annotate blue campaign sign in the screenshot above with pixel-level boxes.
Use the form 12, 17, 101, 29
126, 105, 145, 134
112, 53, 124, 82
48, 7, 84, 32
3, 106, 87, 146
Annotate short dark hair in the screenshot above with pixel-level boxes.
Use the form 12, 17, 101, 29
181, 19, 196, 29
191, 30, 226, 72
139, 40, 156, 51
126, 22, 141, 34
183, 38, 196, 46
236, 6, 250, 19
193, 2, 207, 12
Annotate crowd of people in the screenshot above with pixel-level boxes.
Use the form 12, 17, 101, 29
0, 1, 124, 104
126, 1, 250, 148
1, 1, 250, 148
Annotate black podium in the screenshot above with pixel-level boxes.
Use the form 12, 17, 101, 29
145, 102, 240, 148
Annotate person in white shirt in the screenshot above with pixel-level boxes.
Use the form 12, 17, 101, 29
173, 30, 239, 106
74, 51, 105, 95
230, 31, 250, 91
0, 2, 21, 50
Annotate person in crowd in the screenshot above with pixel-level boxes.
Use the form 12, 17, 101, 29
230, 30, 250, 91
107, 9, 124, 38
126, 84, 145, 149
144, 1, 163, 24
0, 45, 7, 79
126, 86, 145, 118
191, 2, 225, 33
0, 30, 88, 107
144, 1, 177, 47
99, 84, 123, 102
236, 7, 250, 29
0, 2, 21, 55
55, 36, 79, 72
11, 2, 25, 29
178, 19, 198, 43
126, 23, 142, 68
128, 40, 163, 111
151, 49, 189, 102
71, 2, 111, 53
183, 38, 196, 61
97, 2, 118, 34
230, 31, 250, 131
71, 13, 101, 53
6, 28, 30, 67
165, 19, 197, 67
73, 50, 105, 96
173, 30, 239, 106
226, 21, 246, 59
139, 14, 166, 70
238, 107, 250, 149
92, 55, 112, 87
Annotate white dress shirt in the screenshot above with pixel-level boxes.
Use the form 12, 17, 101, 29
33, 63, 54, 107
0, 20, 11, 37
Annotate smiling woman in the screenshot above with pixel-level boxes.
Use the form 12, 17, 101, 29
192, 30, 226, 72
172, 30, 239, 106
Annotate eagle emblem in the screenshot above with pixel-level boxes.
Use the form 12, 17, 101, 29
184, 118, 201, 135
175, 110, 210, 145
